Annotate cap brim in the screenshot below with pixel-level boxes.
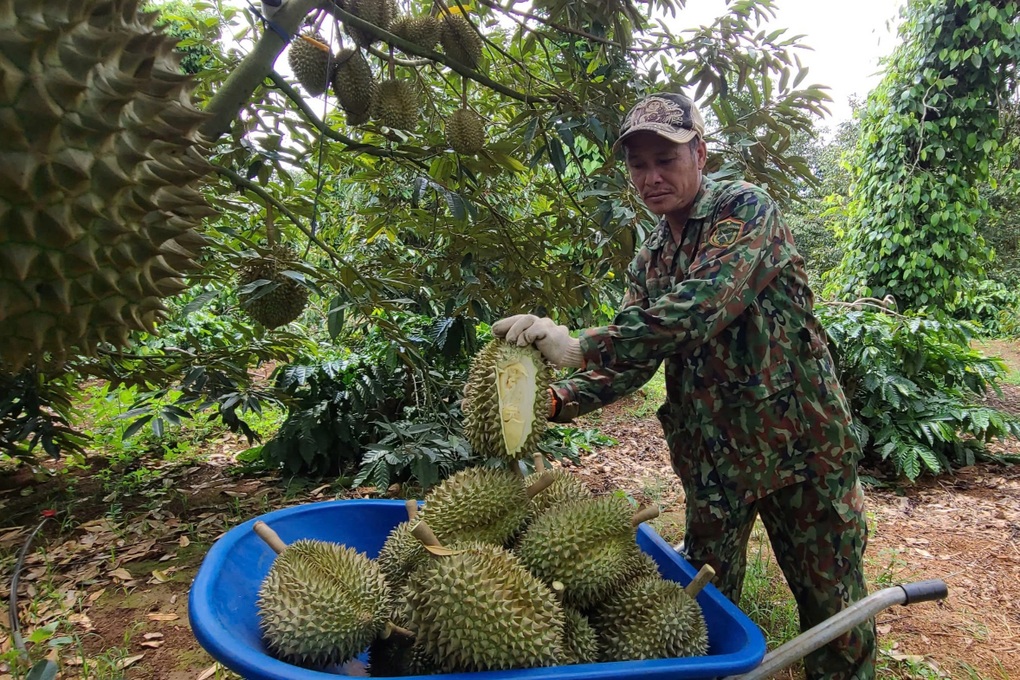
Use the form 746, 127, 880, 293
612, 125, 699, 153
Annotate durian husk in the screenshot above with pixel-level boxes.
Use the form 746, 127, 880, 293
343, 0, 398, 47
401, 540, 565, 672
389, 14, 441, 51
591, 575, 709, 661
331, 47, 377, 125
372, 78, 420, 131
561, 607, 600, 665
439, 14, 483, 69
523, 466, 593, 517
0, 0, 214, 371
419, 467, 531, 546
237, 245, 310, 329
462, 340, 551, 463
516, 496, 646, 610
257, 540, 392, 667
446, 107, 486, 154
288, 32, 333, 97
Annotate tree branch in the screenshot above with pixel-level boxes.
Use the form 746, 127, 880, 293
213, 164, 344, 266
201, 0, 324, 140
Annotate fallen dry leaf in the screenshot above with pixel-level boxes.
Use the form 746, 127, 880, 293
143, 632, 164, 640
116, 653, 144, 670
108, 568, 133, 581
179, 535, 191, 548
140, 640, 164, 649
151, 569, 171, 583
147, 613, 179, 622
196, 663, 221, 680
87, 588, 106, 603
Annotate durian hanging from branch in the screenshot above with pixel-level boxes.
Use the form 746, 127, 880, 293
236, 206, 311, 330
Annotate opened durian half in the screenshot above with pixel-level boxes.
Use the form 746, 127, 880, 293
0, 0, 215, 371
462, 339, 551, 463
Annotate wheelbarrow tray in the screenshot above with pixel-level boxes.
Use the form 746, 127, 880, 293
189, 499, 767, 680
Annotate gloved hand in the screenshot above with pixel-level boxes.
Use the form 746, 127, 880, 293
491, 314, 584, 369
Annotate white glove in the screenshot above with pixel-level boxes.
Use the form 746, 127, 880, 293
492, 315, 584, 369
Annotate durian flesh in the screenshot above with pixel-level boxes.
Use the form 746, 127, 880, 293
463, 340, 551, 463
0, 0, 213, 370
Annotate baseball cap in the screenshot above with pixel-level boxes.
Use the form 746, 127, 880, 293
613, 92, 706, 152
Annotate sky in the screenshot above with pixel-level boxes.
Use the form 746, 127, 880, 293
669, 0, 906, 127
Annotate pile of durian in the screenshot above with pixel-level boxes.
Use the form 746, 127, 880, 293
253, 341, 710, 676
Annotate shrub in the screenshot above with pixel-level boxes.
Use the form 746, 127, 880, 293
819, 304, 1020, 480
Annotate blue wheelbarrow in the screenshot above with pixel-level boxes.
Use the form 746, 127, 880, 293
189, 499, 947, 680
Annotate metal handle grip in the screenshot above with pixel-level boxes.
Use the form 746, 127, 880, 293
899, 579, 948, 604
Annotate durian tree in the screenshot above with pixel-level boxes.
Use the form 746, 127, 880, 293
1, 0, 835, 470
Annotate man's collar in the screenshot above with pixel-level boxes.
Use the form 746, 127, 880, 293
689, 175, 717, 220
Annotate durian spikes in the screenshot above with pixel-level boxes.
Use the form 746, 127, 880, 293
684, 564, 716, 598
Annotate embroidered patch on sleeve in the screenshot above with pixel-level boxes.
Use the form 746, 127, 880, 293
708, 217, 745, 248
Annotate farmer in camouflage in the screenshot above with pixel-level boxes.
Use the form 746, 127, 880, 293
493, 92, 877, 680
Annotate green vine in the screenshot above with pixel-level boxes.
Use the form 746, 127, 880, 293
829, 0, 1020, 311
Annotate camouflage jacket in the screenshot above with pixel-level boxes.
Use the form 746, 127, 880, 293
551, 176, 861, 509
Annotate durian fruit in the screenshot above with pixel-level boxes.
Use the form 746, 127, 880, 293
419, 467, 535, 546
254, 522, 393, 668
560, 607, 600, 665
524, 454, 593, 516
343, 0, 397, 47
446, 107, 486, 155
372, 78, 420, 131
439, 13, 483, 69
0, 0, 214, 371
237, 245, 310, 329
287, 33, 333, 96
402, 524, 565, 673
389, 14, 441, 51
376, 500, 428, 590
516, 496, 659, 609
462, 340, 552, 464
591, 575, 709, 661
331, 48, 376, 125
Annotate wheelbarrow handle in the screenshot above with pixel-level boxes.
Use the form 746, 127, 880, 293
722, 579, 948, 680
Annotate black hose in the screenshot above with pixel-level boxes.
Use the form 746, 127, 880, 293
8, 514, 51, 654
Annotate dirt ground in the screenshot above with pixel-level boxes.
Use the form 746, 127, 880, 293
1, 387, 1019, 679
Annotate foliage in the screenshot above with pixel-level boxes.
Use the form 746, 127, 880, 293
260, 313, 473, 479
0, 369, 86, 461
819, 304, 1020, 480
947, 278, 1020, 338
830, 0, 1020, 311
144, 0, 217, 75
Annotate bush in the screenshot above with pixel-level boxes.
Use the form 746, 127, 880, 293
947, 278, 1020, 339
819, 304, 1020, 480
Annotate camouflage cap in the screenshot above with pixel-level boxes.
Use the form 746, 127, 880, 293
614, 93, 705, 152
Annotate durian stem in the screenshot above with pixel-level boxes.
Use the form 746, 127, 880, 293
630, 506, 661, 527
684, 564, 716, 599
266, 203, 277, 247
405, 499, 419, 522
388, 47, 396, 79
253, 521, 287, 555
532, 453, 547, 473
410, 521, 443, 548
525, 471, 556, 499
382, 621, 415, 640
461, 76, 468, 107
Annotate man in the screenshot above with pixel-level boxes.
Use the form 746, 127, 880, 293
493, 92, 876, 680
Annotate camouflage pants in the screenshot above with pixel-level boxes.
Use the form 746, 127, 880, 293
679, 478, 876, 680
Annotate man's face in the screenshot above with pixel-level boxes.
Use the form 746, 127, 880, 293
624, 131, 707, 222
